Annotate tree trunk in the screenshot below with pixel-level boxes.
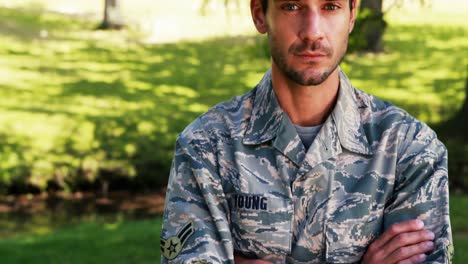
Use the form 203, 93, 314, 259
102, 180, 109, 198
98, 0, 124, 30
359, 0, 386, 52
360, 0, 383, 12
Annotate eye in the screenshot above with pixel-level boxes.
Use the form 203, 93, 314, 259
323, 4, 339, 11
282, 3, 300, 11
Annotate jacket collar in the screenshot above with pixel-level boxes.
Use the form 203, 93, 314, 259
333, 70, 373, 156
243, 68, 373, 164
243, 69, 284, 145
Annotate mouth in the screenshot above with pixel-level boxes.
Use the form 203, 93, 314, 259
296, 51, 327, 57
294, 52, 328, 63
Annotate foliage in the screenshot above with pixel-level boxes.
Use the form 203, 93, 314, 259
348, 7, 387, 52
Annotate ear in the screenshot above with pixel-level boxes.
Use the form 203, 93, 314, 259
348, 0, 357, 33
251, 0, 268, 34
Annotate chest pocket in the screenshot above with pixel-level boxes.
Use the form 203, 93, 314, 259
325, 216, 382, 263
230, 194, 293, 257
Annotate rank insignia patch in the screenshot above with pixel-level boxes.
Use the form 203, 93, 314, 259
161, 221, 194, 260
447, 243, 454, 263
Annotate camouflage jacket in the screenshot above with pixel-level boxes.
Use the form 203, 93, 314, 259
161, 69, 452, 263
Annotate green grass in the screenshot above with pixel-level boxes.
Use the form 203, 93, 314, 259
451, 195, 468, 263
0, 217, 163, 264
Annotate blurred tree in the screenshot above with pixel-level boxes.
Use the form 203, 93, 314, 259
98, 0, 125, 30
358, 0, 386, 52
358, 0, 430, 51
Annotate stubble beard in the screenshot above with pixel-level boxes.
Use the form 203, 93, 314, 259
268, 33, 348, 86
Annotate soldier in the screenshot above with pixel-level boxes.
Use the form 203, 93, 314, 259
160, 0, 453, 263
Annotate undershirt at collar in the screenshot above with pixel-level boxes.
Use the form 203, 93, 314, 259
294, 124, 323, 151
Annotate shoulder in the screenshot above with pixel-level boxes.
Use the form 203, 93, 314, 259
177, 87, 256, 148
353, 88, 444, 153
354, 88, 415, 128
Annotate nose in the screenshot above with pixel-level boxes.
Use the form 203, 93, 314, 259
298, 9, 324, 42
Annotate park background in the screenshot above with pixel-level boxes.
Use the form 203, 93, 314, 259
0, 0, 467, 263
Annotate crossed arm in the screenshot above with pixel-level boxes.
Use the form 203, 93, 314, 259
235, 219, 436, 264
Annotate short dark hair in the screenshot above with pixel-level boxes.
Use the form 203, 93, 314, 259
260, 0, 354, 13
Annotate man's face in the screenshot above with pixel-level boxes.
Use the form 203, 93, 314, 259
253, 0, 356, 86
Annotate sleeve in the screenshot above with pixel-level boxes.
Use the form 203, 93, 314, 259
383, 123, 453, 263
160, 122, 234, 263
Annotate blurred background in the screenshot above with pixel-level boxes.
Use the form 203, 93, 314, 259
0, 0, 466, 263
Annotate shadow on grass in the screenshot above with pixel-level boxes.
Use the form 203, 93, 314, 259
56, 36, 268, 190
0, 6, 269, 192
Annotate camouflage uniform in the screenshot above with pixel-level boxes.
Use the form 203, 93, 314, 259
161, 69, 452, 263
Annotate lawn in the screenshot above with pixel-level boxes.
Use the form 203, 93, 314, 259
451, 195, 468, 263
0, 217, 163, 263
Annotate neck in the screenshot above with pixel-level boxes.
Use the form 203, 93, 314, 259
271, 64, 340, 127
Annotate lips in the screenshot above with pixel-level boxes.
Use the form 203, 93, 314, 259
296, 52, 327, 57
297, 52, 327, 57
294, 52, 328, 62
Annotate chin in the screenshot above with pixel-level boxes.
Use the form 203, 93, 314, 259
299, 68, 335, 86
